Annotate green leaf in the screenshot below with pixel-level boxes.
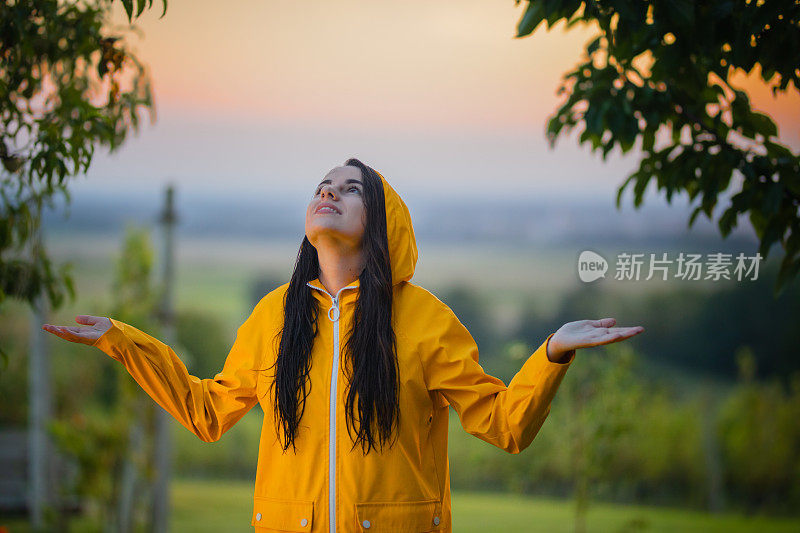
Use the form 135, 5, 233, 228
762, 181, 784, 215
689, 204, 703, 227
587, 35, 603, 56
632, 172, 653, 207
786, 225, 800, 257
748, 207, 766, 235
775, 255, 800, 297
616, 174, 637, 209
758, 219, 786, 259
642, 129, 655, 153
122, 0, 134, 22
671, 123, 682, 145
750, 112, 778, 139
765, 140, 795, 160
718, 207, 739, 237
517, 2, 545, 38
546, 115, 564, 141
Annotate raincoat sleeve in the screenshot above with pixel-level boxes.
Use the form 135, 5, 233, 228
420, 300, 574, 454
91, 297, 272, 443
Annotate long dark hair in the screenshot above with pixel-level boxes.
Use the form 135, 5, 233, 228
267, 158, 400, 455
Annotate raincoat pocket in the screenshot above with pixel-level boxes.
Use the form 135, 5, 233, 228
252, 495, 314, 531
354, 499, 445, 532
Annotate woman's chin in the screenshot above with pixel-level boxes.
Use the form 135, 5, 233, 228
306, 227, 364, 249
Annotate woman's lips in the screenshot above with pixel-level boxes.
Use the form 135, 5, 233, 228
315, 204, 340, 214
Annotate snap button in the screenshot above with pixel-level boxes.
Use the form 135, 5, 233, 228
300, 518, 308, 527
255, 513, 262, 521
362, 519, 371, 528
433, 516, 440, 525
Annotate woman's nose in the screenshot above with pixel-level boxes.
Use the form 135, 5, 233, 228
320, 185, 336, 200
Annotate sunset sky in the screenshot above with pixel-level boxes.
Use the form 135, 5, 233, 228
75, 0, 800, 206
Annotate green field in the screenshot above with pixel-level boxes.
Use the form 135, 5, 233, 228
37, 232, 696, 336
170, 480, 800, 532
37, 234, 582, 338
3, 478, 799, 532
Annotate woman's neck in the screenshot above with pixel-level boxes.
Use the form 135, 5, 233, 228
316, 245, 365, 296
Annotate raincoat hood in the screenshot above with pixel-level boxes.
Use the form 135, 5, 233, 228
375, 170, 418, 286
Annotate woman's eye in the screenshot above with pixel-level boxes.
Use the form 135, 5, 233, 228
349, 187, 360, 193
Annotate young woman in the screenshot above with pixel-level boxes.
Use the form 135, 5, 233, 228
43, 158, 644, 532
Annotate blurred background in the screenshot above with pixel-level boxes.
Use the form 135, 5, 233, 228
1, 0, 799, 532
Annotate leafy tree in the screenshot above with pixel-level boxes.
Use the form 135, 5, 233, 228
438, 285, 502, 358
0, 0, 167, 362
49, 224, 163, 531
717, 348, 800, 513
177, 309, 230, 380
515, 0, 800, 295
558, 341, 642, 533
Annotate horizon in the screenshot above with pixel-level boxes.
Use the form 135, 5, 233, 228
71, 0, 799, 203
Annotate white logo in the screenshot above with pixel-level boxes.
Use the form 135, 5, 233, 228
575, 250, 762, 282
578, 250, 608, 283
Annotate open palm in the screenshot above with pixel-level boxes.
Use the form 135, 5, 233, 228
549, 318, 644, 356
42, 315, 112, 346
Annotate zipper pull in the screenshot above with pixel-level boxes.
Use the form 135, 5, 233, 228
328, 296, 340, 322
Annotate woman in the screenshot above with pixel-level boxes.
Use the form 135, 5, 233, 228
43, 158, 644, 532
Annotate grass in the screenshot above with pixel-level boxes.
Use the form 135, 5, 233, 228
4, 479, 798, 532
173, 481, 800, 533
451, 492, 800, 533
169, 478, 254, 532
172, 481, 800, 533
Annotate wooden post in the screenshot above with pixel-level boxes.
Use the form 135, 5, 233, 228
117, 396, 145, 532
28, 223, 51, 529
151, 183, 178, 532
701, 387, 725, 512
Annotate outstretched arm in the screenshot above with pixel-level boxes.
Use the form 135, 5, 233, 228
43, 302, 272, 443
418, 300, 643, 454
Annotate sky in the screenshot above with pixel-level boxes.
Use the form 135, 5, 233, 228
72, 0, 800, 206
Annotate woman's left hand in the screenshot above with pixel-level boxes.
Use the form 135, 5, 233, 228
547, 318, 644, 362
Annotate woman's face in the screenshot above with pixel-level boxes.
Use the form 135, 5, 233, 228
305, 165, 367, 250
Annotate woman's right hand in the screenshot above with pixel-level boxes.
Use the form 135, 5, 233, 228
42, 315, 112, 346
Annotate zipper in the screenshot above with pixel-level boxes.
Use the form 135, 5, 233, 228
306, 281, 358, 533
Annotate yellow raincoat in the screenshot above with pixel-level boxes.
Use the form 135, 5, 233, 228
92, 172, 575, 532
